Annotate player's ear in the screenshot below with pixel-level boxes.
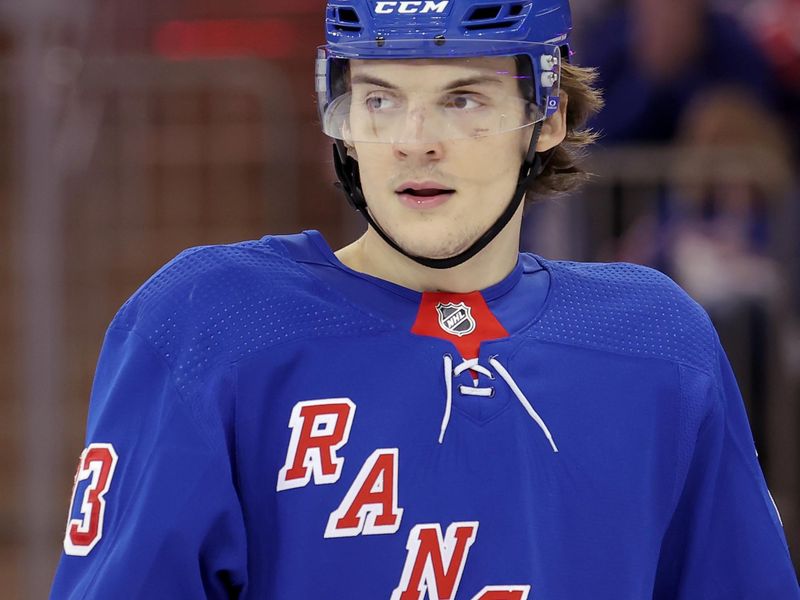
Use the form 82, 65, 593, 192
536, 90, 568, 152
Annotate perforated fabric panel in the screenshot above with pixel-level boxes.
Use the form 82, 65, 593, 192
532, 259, 717, 377
531, 259, 720, 509
113, 237, 394, 400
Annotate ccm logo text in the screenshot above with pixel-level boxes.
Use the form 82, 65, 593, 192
375, 1, 449, 14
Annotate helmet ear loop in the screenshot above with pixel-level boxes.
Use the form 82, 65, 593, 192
518, 119, 544, 190
333, 140, 366, 212
520, 107, 558, 190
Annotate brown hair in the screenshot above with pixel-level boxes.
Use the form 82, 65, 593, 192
527, 62, 604, 201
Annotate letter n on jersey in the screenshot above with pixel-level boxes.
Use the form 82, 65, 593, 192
391, 522, 479, 600
277, 398, 356, 491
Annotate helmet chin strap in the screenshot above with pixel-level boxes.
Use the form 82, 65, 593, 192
332, 122, 545, 270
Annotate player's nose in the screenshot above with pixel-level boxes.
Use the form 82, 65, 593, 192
391, 108, 444, 162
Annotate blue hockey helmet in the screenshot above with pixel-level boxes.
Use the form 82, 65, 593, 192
317, 0, 572, 143
324, 0, 571, 47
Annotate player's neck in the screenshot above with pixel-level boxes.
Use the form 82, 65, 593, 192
335, 219, 522, 294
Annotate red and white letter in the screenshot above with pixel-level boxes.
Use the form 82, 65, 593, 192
63, 443, 119, 556
471, 586, 531, 600
391, 521, 479, 600
277, 398, 355, 491
324, 448, 403, 538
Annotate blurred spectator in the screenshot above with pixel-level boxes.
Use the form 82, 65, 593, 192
579, 0, 781, 144
736, 0, 800, 146
739, 0, 800, 93
617, 87, 794, 305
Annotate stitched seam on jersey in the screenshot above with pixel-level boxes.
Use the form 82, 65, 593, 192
267, 236, 408, 329
230, 362, 244, 499
679, 368, 720, 496
503, 254, 557, 338
78, 327, 227, 599
297, 258, 420, 305
298, 261, 406, 327
108, 326, 219, 450
269, 234, 412, 314
515, 256, 576, 339
227, 361, 252, 578
288, 233, 423, 302
653, 364, 718, 573
115, 246, 213, 322
722, 420, 793, 559
529, 337, 717, 380
218, 328, 408, 373
669, 365, 692, 519
711, 366, 793, 558
115, 242, 273, 329
527, 257, 717, 378
451, 395, 514, 427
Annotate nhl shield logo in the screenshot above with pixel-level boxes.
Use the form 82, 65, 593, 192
436, 302, 476, 337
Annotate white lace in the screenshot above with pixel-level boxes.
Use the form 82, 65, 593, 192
440, 354, 559, 453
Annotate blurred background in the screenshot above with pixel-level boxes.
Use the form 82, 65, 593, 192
1, 0, 798, 597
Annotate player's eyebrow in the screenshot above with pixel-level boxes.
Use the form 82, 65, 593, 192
351, 74, 504, 91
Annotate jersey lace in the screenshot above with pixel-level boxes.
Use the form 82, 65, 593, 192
440, 354, 559, 452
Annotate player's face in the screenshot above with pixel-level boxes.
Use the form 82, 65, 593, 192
347, 56, 533, 261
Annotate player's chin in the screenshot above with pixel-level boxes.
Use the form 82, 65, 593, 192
391, 225, 478, 261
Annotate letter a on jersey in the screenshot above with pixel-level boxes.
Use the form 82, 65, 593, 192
391, 521, 479, 600
277, 398, 355, 491
325, 448, 403, 538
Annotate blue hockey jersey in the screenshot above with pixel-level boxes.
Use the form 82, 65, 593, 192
51, 230, 799, 599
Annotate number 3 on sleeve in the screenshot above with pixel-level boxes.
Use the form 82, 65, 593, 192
62, 443, 119, 557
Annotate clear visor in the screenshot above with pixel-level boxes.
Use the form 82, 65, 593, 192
317, 41, 561, 145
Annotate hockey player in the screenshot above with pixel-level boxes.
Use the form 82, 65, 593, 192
51, 0, 800, 598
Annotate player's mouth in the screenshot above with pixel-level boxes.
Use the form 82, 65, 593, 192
395, 181, 455, 209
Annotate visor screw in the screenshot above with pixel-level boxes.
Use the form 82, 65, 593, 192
375, 35, 386, 47
434, 35, 446, 46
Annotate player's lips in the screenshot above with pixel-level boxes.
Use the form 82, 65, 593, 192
395, 181, 455, 209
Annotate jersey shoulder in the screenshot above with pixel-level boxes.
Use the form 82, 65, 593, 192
110, 235, 388, 395
532, 258, 716, 375
114, 236, 313, 331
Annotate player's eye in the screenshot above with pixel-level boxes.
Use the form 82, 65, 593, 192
444, 93, 484, 111
365, 93, 398, 112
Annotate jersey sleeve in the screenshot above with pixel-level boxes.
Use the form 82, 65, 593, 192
50, 327, 248, 599
654, 338, 800, 599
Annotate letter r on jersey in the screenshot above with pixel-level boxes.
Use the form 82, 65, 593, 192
277, 398, 356, 491
391, 521, 479, 600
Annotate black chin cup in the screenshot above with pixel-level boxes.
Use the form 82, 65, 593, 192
332, 122, 545, 270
